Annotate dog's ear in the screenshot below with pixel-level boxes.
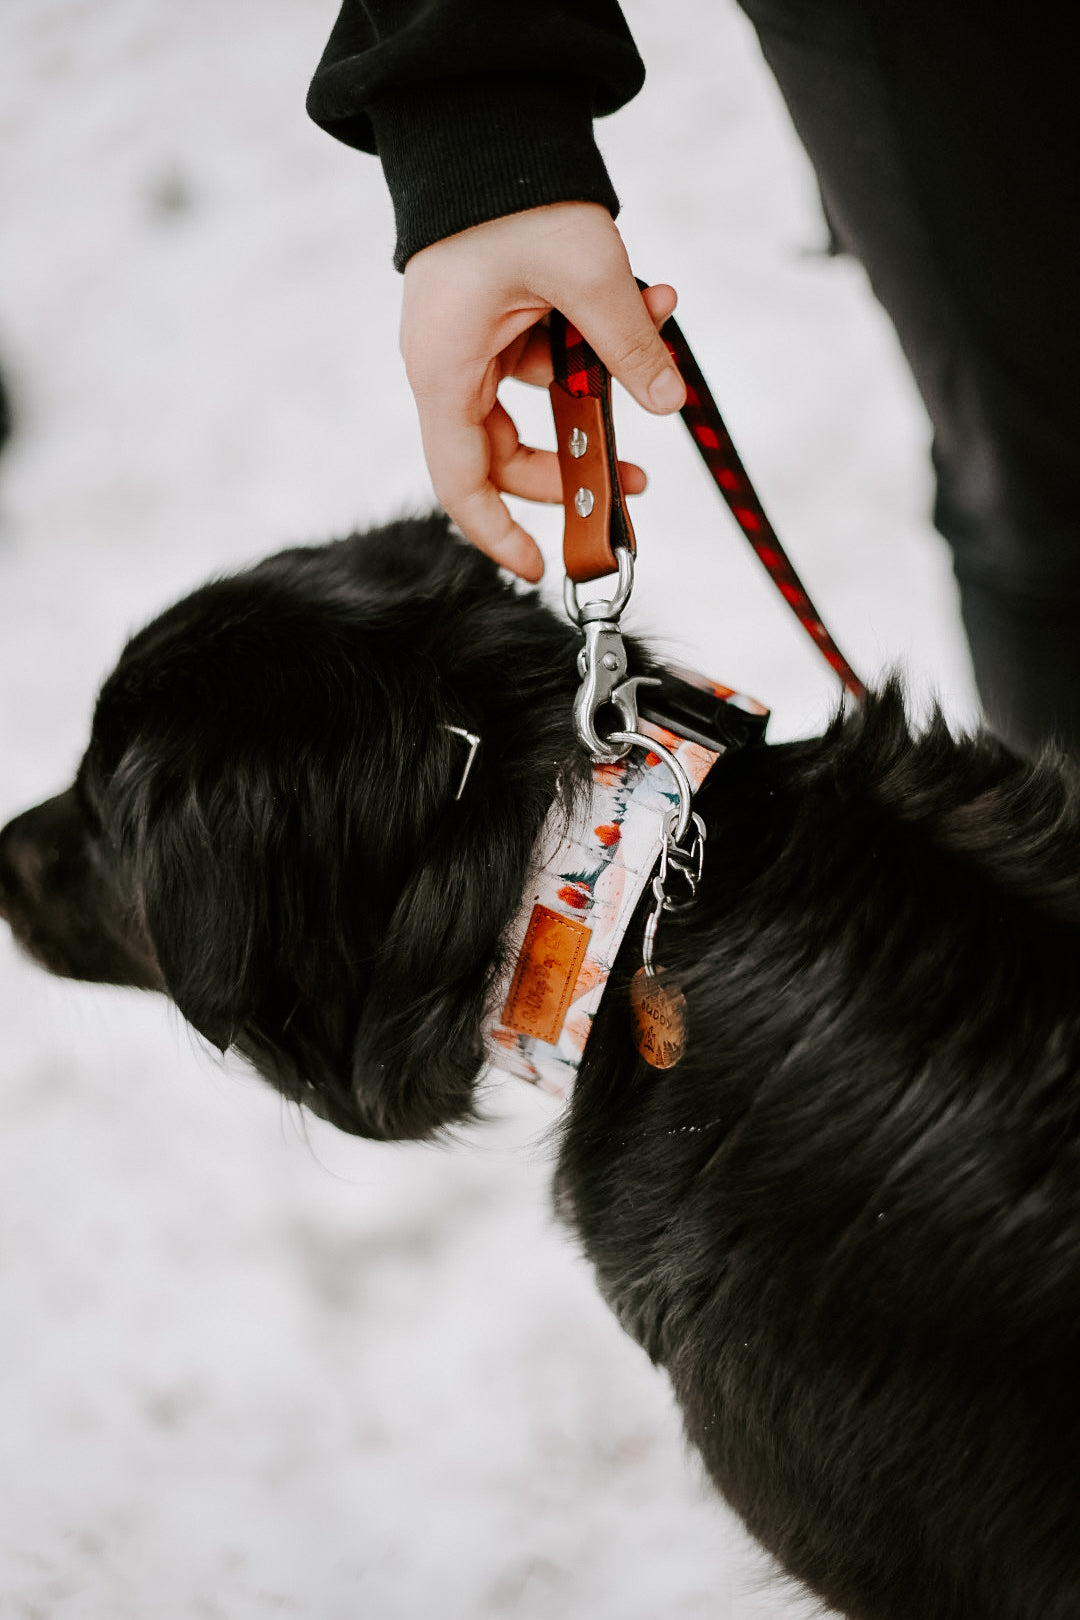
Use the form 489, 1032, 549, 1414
118, 756, 291, 1055
113, 716, 537, 1143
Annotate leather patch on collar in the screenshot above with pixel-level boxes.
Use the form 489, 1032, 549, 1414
501, 904, 592, 1043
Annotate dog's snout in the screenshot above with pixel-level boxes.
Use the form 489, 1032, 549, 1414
0, 813, 41, 920
0, 814, 59, 914
0, 793, 80, 917
0, 785, 162, 988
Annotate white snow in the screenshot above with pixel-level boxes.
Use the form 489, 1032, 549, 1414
0, 2, 977, 1616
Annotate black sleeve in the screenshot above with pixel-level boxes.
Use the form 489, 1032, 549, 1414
306, 1, 646, 269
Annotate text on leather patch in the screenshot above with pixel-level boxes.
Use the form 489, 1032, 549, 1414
502, 904, 592, 1043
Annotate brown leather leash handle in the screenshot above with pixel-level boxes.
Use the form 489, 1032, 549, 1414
548, 294, 866, 702
549, 309, 636, 585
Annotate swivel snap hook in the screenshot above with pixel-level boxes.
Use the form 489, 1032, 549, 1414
573, 626, 661, 761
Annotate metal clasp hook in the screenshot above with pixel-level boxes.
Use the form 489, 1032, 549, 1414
574, 625, 661, 761
574, 621, 630, 759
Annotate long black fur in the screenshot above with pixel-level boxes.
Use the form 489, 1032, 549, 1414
4, 514, 1080, 1619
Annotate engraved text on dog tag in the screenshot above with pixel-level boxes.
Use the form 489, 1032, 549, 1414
630, 967, 687, 1069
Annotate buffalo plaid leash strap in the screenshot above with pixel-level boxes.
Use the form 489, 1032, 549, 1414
549, 295, 866, 703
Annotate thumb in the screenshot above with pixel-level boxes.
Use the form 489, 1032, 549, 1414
564, 280, 686, 415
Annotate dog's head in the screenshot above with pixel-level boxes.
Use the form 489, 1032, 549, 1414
0, 515, 588, 1139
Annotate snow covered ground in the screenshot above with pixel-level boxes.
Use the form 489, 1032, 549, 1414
0, 3, 979, 1617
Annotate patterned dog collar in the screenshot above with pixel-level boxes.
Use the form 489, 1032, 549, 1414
485, 720, 722, 1102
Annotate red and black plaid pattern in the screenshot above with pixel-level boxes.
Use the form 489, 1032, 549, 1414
550, 310, 606, 399
663, 316, 865, 700
548, 299, 865, 701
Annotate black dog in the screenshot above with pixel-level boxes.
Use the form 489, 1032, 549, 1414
4, 514, 1080, 1620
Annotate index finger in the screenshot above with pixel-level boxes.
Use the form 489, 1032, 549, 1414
418, 399, 545, 582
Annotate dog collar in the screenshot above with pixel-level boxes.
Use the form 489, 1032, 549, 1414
485, 719, 723, 1101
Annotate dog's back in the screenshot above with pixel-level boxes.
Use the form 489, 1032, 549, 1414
559, 686, 1080, 1620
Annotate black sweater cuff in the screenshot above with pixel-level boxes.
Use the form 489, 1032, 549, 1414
366, 74, 621, 270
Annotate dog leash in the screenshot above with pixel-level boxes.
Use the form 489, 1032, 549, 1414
547, 289, 864, 973
548, 292, 867, 704
489, 297, 862, 1090
504, 294, 859, 1081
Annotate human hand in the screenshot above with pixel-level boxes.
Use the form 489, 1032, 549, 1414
400, 201, 686, 581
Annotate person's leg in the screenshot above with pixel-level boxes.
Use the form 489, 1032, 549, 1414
736, 0, 1080, 755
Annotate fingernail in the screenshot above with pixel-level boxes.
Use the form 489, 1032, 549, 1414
649, 369, 685, 411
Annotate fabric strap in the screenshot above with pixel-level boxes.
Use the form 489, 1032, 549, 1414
485, 719, 721, 1100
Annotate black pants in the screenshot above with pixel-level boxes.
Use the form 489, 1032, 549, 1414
737, 0, 1080, 756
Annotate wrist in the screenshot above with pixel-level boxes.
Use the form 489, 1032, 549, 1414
368, 73, 621, 271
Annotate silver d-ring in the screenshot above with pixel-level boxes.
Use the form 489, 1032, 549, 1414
603, 728, 694, 845
563, 549, 635, 627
